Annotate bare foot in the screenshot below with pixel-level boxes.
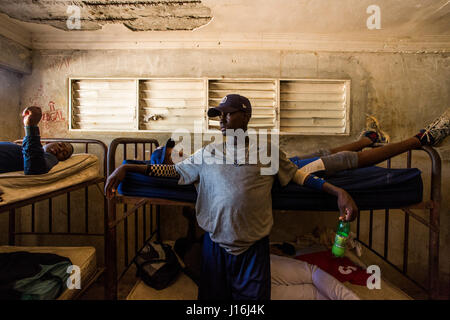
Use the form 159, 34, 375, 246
22, 106, 42, 127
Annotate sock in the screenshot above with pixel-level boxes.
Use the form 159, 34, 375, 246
415, 129, 434, 145
321, 151, 359, 176
362, 131, 379, 144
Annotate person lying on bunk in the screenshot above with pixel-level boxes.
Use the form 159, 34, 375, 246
284, 111, 449, 177
104, 94, 449, 301
149, 114, 444, 180
0, 106, 74, 175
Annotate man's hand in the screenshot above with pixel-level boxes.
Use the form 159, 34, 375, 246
22, 106, 42, 127
0, 187, 3, 202
104, 165, 128, 199
322, 182, 359, 222
105, 164, 148, 199
337, 189, 358, 222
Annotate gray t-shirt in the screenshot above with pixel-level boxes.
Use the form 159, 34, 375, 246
175, 142, 298, 255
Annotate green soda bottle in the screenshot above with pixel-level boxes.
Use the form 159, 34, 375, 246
332, 217, 350, 258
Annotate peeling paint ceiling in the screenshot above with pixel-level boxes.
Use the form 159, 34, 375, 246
0, 0, 448, 37
0, 0, 448, 51
0, 0, 212, 31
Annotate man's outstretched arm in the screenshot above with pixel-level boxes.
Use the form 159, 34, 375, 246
104, 163, 178, 199
291, 169, 358, 221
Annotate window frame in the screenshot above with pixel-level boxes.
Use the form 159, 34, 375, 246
206, 78, 279, 133
138, 77, 207, 133
69, 77, 139, 133
68, 77, 351, 135
279, 78, 351, 136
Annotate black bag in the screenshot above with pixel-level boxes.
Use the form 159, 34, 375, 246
133, 241, 181, 290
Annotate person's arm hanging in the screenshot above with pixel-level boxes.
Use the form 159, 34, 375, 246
292, 169, 359, 222
104, 163, 178, 199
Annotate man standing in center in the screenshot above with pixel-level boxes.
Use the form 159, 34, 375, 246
105, 94, 358, 300
174, 94, 358, 300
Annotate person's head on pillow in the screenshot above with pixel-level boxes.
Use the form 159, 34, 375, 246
43, 142, 74, 161
150, 138, 176, 165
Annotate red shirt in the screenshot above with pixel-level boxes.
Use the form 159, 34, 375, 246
295, 250, 369, 286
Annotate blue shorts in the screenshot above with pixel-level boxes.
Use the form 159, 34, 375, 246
198, 233, 271, 301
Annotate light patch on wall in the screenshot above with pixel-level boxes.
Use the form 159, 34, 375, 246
0, 0, 212, 31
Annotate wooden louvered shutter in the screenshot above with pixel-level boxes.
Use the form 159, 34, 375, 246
70, 79, 137, 131
207, 79, 277, 131
139, 79, 205, 131
280, 80, 350, 134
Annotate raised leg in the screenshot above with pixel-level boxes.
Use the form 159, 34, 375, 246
357, 137, 421, 168
298, 137, 421, 175
329, 137, 373, 154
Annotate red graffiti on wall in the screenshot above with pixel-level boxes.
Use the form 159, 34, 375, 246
26, 85, 67, 136
41, 101, 65, 130
48, 56, 72, 71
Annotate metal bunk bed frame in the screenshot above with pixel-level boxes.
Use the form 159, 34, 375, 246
105, 138, 441, 300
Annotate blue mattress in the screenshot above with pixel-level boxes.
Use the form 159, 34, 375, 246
118, 161, 422, 211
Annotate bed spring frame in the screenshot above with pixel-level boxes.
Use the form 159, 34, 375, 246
355, 144, 441, 299
105, 138, 441, 300
1, 138, 108, 300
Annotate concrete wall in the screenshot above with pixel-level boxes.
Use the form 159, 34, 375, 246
0, 30, 29, 245
0, 34, 31, 74
0, 67, 22, 140
0, 66, 23, 244
14, 48, 450, 297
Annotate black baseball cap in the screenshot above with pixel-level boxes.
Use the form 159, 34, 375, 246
207, 94, 252, 118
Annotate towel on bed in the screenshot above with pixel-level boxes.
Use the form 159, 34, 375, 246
0, 154, 100, 206
0, 251, 72, 300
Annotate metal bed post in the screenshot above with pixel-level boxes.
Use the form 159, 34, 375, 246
9, 209, 15, 245
48, 198, 53, 233
403, 213, 409, 274
123, 144, 129, 268
105, 198, 118, 300
67, 193, 71, 233
106, 139, 119, 300
31, 204, 35, 233
103, 179, 110, 298
384, 159, 391, 259
156, 205, 161, 242
134, 144, 139, 254
422, 145, 441, 300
